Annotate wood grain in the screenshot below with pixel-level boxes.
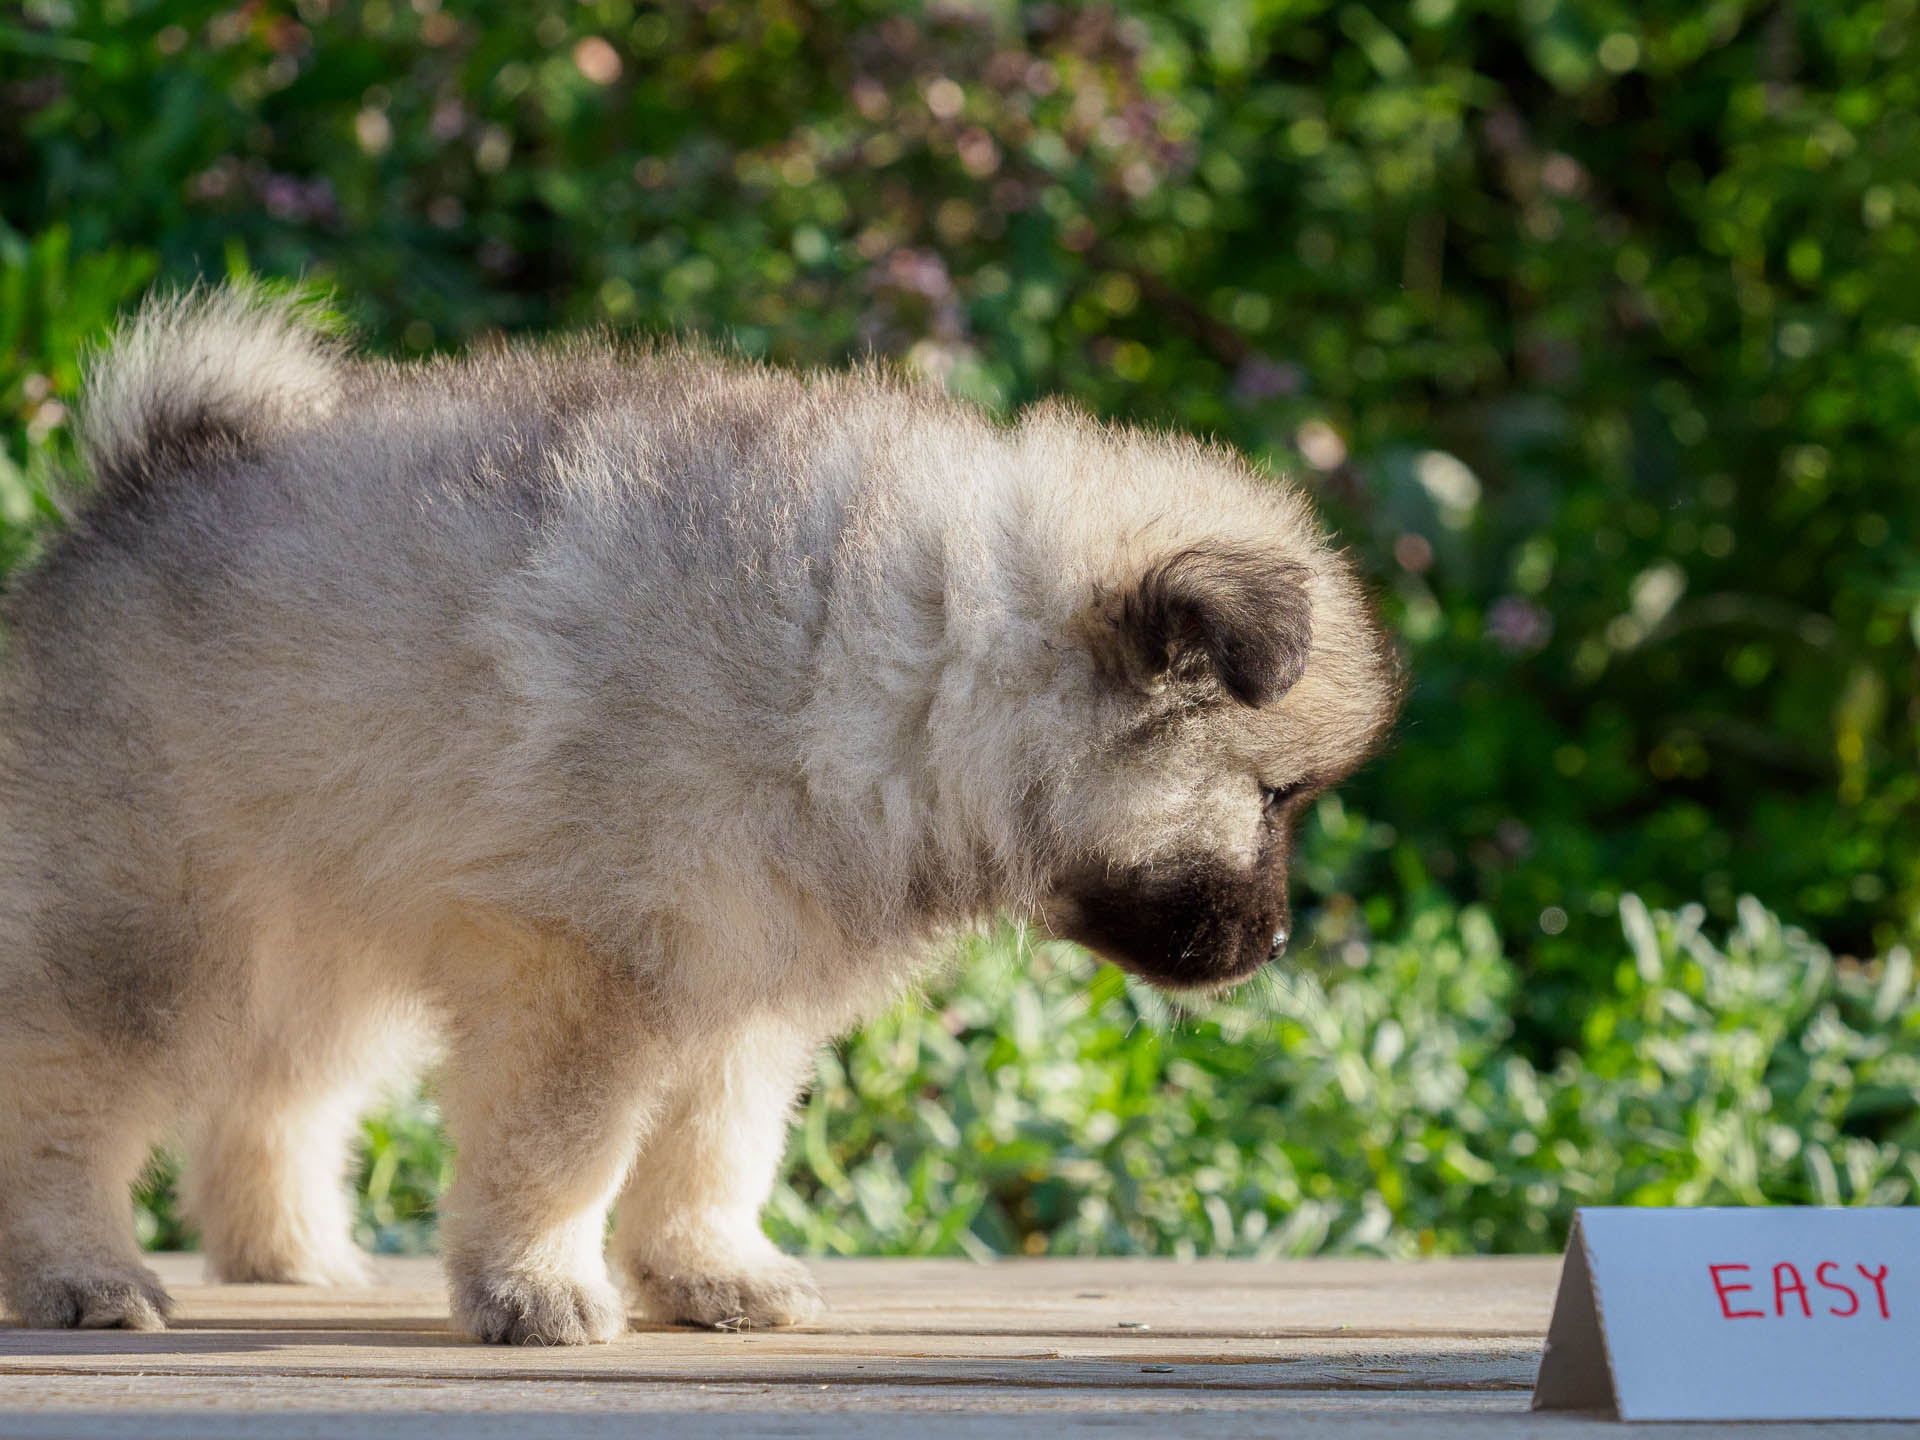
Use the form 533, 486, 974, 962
0, 1256, 1891, 1435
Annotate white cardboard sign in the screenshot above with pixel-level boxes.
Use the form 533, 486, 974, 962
1533, 1207, 1920, 1421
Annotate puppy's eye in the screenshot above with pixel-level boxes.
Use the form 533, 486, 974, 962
1262, 780, 1309, 812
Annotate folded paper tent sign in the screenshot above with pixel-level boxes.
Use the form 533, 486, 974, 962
1533, 1206, 1919, 1422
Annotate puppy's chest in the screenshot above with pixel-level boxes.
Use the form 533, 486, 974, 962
648, 929, 931, 1043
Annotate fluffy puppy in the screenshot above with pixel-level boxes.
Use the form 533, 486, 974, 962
0, 287, 1397, 1342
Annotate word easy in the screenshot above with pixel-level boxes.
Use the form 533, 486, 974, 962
1708, 1260, 1892, 1320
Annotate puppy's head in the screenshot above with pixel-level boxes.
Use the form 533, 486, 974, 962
1030, 433, 1399, 994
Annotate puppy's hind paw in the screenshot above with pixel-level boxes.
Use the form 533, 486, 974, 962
634, 1255, 824, 1330
16, 1265, 174, 1331
451, 1269, 628, 1346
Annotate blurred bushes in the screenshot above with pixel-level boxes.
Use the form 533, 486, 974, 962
763, 897, 1919, 1256
5, 0, 1918, 1253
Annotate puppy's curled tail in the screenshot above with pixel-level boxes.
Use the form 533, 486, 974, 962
79, 282, 347, 502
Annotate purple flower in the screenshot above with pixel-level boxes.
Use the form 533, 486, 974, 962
1486, 595, 1552, 654
1230, 356, 1304, 405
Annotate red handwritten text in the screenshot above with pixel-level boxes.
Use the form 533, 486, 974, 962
1711, 1261, 1892, 1319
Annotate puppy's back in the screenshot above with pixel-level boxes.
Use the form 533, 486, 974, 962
2, 292, 941, 958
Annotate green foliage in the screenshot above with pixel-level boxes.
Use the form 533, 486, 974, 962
0, 223, 153, 571
770, 893, 1919, 1257
6, 0, 1919, 1255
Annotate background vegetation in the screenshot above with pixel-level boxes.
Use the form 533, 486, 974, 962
4, 0, 1916, 1256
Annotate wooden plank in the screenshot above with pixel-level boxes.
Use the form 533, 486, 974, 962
0, 1376, 1901, 1439
0, 1332, 1540, 1391
0, 1256, 1546, 1395
1, 1260, 1905, 1436
127, 1253, 1561, 1337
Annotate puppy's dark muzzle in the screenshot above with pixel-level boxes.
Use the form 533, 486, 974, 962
1044, 857, 1295, 994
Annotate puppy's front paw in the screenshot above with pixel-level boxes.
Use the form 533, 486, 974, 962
450, 1268, 628, 1346
15, 1263, 174, 1331
632, 1253, 824, 1329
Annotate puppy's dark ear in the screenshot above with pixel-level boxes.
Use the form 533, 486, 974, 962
1086, 548, 1314, 707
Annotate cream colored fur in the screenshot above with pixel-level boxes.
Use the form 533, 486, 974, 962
0, 287, 1395, 1343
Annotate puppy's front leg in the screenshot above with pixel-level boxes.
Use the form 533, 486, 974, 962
612, 1019, 823, 1329
438, 947, 656, 1346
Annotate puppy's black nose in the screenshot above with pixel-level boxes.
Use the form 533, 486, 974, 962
1268, 925, 1289, 960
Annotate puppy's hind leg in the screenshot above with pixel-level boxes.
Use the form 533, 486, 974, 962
0, 1023, 177, 1331
612, 1019, 824, 1329
182, 933, 429, 1286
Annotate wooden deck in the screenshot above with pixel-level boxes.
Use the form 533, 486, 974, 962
0, 1254, 1908, 1436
